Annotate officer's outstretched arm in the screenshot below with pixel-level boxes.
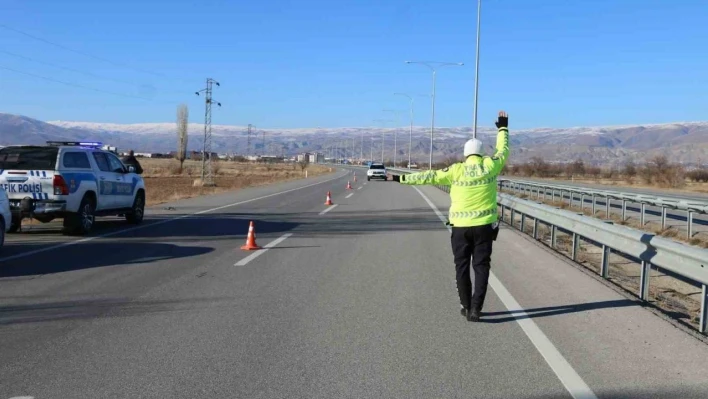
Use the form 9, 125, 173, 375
395, 167, 453, 186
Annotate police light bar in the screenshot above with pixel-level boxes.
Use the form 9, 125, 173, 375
46, 141, 103, 147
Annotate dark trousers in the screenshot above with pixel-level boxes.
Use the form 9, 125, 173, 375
451, 223, 496, 312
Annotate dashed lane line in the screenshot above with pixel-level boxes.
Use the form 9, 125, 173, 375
318, 204, 339, 216
234, 233, 293, 266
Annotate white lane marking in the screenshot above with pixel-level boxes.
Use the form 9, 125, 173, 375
357, 186, 362, 190
345, 193, 354, 199
411, 186, 598, 399
0, 173, 346, 263
318, 204, 339, 215
234, 233, 293, 266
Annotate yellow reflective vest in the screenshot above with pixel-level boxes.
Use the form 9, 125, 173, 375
400, 127, 509, 227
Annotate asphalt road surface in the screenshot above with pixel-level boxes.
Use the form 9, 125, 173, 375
1, 169, 708, 399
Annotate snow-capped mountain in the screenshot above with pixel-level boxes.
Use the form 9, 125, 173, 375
3, 113, 708, 165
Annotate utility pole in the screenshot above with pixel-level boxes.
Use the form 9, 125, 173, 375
195, 78, 221, 186
360, 131, 364, 163
370, 136, 374, 163
262, 130, 266, 156
247, 124, 253, 158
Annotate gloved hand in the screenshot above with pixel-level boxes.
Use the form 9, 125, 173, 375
392, 174, 401, 183
495, 110, 509, 129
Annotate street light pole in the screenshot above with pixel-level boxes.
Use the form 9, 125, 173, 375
383, 109, 403, 167
394, 93, 415, 169
373, 119, 392, 164
405, 61, 464, 169
370, 135, 373, 163
472, 0, 482, 139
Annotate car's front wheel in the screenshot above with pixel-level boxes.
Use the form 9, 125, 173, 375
126, 191, 145, 225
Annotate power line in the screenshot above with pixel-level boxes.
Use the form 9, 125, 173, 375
0, 48, 189, 96
0, 65, 171, 102
0, 23, 168, 78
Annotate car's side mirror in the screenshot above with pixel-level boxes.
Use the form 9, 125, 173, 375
127, 166, 136, 173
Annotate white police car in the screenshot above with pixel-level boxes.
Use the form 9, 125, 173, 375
0, 141, 146, 235
0, 187, 10, 251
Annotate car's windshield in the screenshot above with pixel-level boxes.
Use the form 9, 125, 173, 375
370, 164, 385, 169
0, 147, 58, 170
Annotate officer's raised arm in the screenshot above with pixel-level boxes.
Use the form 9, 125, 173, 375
487, 111, 509, 175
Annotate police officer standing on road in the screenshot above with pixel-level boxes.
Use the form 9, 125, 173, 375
393, 111, 509, 322
121, 150, 144, 175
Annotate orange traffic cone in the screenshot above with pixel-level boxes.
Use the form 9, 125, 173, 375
241, 221, 262, 250
346, 181, 353, 190
353, 174, 357, 182
325, 191, 333, 206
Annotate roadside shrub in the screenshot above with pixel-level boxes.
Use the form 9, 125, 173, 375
687, 168, 708, 183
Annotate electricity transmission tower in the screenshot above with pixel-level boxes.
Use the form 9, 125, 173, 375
195, 78, 221, 186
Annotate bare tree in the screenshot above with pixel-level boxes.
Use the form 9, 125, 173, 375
176, 104, 189, 173
298, 159, 309, 172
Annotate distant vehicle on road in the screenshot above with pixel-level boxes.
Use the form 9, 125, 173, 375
408, 163, 418, 169
0, 187, 10, 251
367, 163, 387, 181
0, 141, 146, 235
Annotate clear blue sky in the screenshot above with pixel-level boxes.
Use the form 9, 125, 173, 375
1, 0, 706, 129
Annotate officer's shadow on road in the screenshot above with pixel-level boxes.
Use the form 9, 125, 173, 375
481, 299, 640, 323
0, 242, 214, 278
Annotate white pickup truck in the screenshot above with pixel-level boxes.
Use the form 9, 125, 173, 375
0, 141, 146, 235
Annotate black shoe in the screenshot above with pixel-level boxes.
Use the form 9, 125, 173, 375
460, 307, 468, 317
467, 308, 481, 322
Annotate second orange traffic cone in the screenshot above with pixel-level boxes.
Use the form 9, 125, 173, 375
241, 221, 262, 250
346, 181, 353, 190
325, 191, 333, 205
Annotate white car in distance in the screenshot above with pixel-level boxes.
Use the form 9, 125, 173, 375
367, 163, 387, 181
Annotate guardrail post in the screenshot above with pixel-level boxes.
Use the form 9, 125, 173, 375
701, 284, 708, 334
542, 187, 546, 200
533, 218, 538, 239
622, 200, 627, 221
521, 214, 526, 232
551, 225, 557, 249
661, 206, 667, 230
606, 198, 611, 217
552, 190, 555, 202
500, 205, 505, 223
640, 203, 646, 226
639, 261, 651, 301
601, 245, 610, 278
688, 210, 694, 239
511, 209, 516, 228
580, 194, 584, 211
569, 192, 573, 207
572, 233, 579, 261
592, 194, 596, 215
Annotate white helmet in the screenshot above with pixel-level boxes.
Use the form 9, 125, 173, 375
463, 138, 483, 157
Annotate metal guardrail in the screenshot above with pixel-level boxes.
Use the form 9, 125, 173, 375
385, 168, 708, 334
500, 179, 708, 239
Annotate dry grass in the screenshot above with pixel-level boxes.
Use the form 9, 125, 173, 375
534, 176, 708, 196
139, 159, 333, 205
